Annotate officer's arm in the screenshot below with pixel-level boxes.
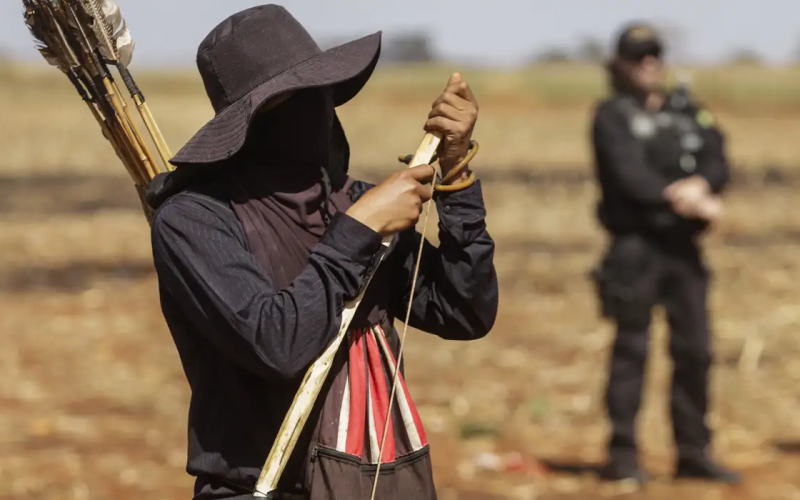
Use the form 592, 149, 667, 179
695, 109, 731, 194
592, 105, 671, 205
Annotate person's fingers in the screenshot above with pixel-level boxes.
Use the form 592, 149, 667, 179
428, 101, 469, 121
444, 72, 462, 93
424, 116, 467, 136
672, 197, 694, 216
702, 197, 722, 215
415, 181, 434, 202
698, 206, 718, 222
456, 81, 478, 108
670, 183, 706, 207
405, 163, 436, 183
431, 90, 471, 112
675, 193, 691, 206
668, 194, 686, 209
690, 175, 711, 192
664, 179, 686, 199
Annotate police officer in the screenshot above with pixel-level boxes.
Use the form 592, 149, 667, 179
590, 22, 739, 484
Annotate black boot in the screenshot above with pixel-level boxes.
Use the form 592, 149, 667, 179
599, 460, 649, 485
675, 456, 741, 484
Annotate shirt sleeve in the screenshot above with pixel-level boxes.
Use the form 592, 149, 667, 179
695, 118, 731, 194
150, 197, 385, 380
386, 180, 499, 340
592, 104, 672, 205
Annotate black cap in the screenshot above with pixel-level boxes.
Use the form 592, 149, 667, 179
614, 23, 663, 61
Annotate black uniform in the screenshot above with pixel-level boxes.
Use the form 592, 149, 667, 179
590, 89, 730, 475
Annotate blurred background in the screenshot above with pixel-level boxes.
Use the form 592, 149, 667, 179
3, 1, 800, 499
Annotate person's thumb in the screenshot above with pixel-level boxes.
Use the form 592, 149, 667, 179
445, 72, 462, 92
406, 164, 436, 184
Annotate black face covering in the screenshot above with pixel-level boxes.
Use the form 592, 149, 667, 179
241, 87, 335, 170
146, 86, 351, 219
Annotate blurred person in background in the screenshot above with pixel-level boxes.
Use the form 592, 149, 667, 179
145, 5, 497, 500
589, 22, 739, 485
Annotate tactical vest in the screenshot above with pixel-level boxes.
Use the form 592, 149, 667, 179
617, 93, 706, 182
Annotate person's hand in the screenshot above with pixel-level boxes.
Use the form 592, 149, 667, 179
664, 176, 722, 222
345, 164, 436, 237
424, 73, 479, 182
664, 175, 710, 212
670, 194, 723, 222
664, 175, 711, 205
698, 196, 724, 222
664, 175, 709, 216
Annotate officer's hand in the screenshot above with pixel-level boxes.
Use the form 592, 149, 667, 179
664, 176, 713, 219
671, 197, 723, 222
346, 164, 435, 237
424, 73, 478, 182
699, 196, 724, 222
670, 194, 721, 221
664, 175, 711, 206
665, 177, 722, 222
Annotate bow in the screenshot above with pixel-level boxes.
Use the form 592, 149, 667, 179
253, 131, 442, 498
368, 137, 478, 498
366, 149, 437, 500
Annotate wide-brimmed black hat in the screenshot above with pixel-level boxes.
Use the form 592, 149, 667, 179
614, 22, 664, 61
169, 4, 381, 166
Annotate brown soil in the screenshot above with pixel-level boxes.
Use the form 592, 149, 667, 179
3, 174, 800, 500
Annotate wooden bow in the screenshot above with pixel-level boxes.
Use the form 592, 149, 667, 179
253, 132, 441, 498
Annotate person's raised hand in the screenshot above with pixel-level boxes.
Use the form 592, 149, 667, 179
345, 164, 436, 237
424, 73, 479, 182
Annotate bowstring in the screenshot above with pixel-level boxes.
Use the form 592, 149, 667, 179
368, 179, 437, 500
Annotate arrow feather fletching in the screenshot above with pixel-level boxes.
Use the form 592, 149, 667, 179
81, 0, 134, 67
23, 0, 63, 68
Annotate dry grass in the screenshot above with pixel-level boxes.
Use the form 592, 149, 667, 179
4, 62, 800, 174
3, 63, 800, 499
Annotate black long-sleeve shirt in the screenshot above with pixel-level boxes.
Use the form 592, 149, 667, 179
591, 92, 731, 236
149, 179, 497, 498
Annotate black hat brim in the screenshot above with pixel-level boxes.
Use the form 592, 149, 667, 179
169, 31, 382, 167
617, 39, 663, 61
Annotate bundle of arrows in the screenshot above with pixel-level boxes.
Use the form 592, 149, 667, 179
23, 0, 172, 222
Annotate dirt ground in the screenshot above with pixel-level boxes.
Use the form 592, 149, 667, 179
4, 171, 800, 500
4, 66, 800, 499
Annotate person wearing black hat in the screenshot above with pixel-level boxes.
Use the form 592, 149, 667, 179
589, 22, 739, 485
145, 5, 497, 500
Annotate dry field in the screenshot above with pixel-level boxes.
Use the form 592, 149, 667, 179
3, 62, 800, 500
